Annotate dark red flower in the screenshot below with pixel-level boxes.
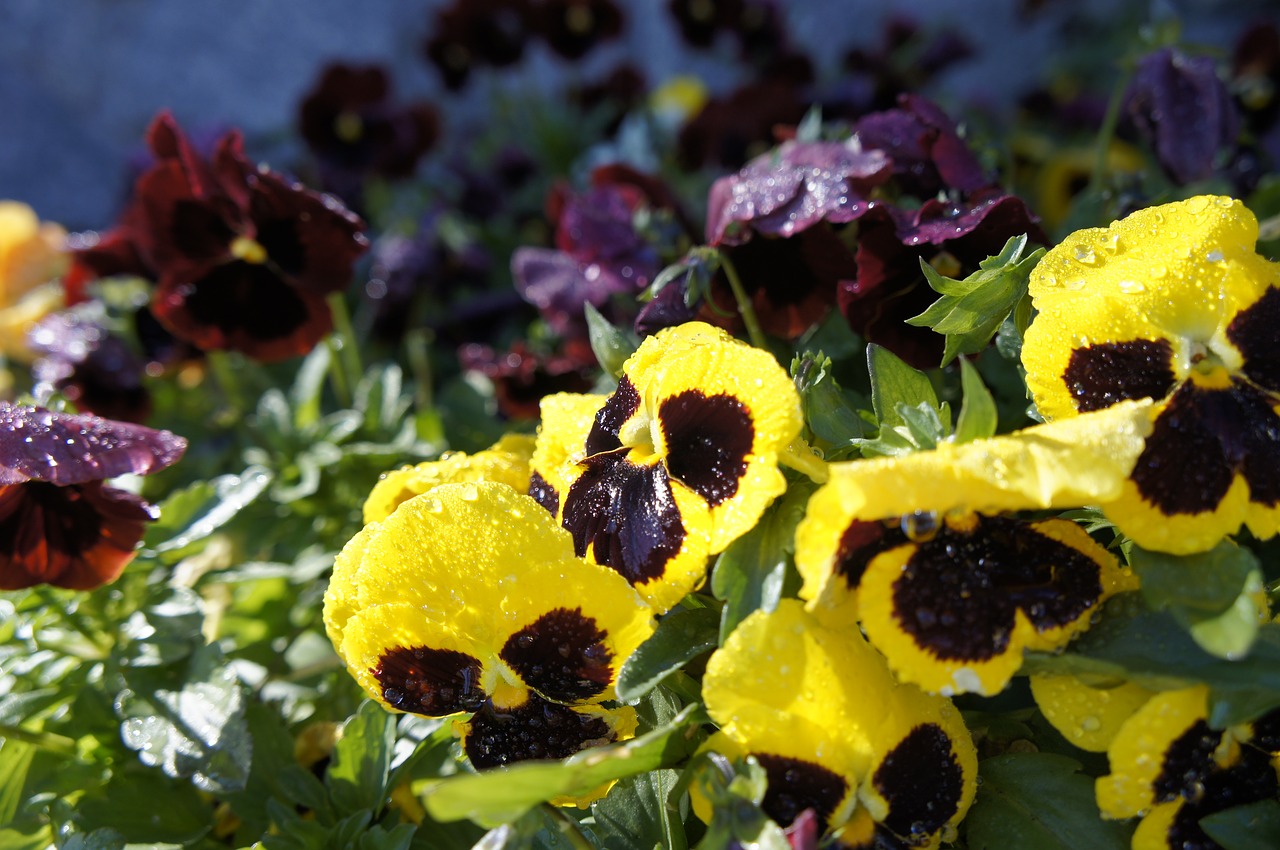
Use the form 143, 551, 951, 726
77, 112, 368, 362
0, 403, 186, 591
667, 0, 742, 48
298, 63, 440, 185
676, 78, 810, 170
458, 338, 597, 420
852, 94, 991, 199
28, 310, 152, 424
834, 16, 973, 117
424, 0, 536, 90
536, 0, 625, 59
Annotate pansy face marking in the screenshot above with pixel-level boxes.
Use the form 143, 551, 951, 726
555, 322, 802, 612
1022, 195, 1280, 553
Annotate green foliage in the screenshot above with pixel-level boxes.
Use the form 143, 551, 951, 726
685, 755, 790, 850
586, 303, 640, 379
1200, 800, 1280, 850
616, 604, 720, 704
853, 344, 952, 456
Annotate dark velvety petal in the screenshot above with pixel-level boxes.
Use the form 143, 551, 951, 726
528, 470, 560, 515
1228, 286, 1280, 394
892, 515, 1103, 661
634, 277, 702, 337
29, 312, 152, 424
464, 694, 615, 768
130, 163, 236, 272
562, 452, 685, 586
1127, 48, 1241, 185
511, 247, 635, 336
1063, 339, 1177, 412
853, 95, 991, 197
537, 0, 625, 60
585, 376, 639, 455
1164, 748, 1280, 848
834, 519, 907, 590
1152, 720, 1223, 803
900, 192, 1048, 253
0, 481, 155, 591
659, 390, 753, 507
0, 403, 186, 486
755, 753, 849, 832
500, 607, 614, 702
371, 645, 486, 716
459, 339, 598, 421
872, 724, 965, 842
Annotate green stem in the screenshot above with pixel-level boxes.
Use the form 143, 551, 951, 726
325, 292, 361, 409
205, 350, 248, 419
1088, 61, 1136, 192
0, 723, 79, 758
715, 251, 768, 351
542, 804, 597, 850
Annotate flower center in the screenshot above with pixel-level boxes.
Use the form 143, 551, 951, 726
229, 236, 268, 264
334, 110, 364, 143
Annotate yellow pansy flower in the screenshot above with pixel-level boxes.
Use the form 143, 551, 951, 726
1022, 195, 1280, 553
0, 201, 68, 361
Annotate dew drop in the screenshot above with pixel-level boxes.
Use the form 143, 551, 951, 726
1073, 245, 1098, 265
1080, 715, 1102, 732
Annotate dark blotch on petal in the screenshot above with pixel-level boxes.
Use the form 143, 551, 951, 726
1152, 719, 1223, 804
1063, 339, 1176, 412
1165, 748, 1280, 848
528, 470, 559, 515
755, 752, 849, 832
835, 519, 908, 590
464, 694, 615, 769
893, 516, 1103, 661
168, 261, 314, 345
660, 390, 753, 507
500, 607, 614, 702
372, 645, 486, 716
873, 724, 964, 841
1227, 286, 1280, 394
585, 376, 639, 455
562, 453, 685, 586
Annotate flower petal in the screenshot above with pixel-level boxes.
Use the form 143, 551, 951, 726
1029, 674, 1155, 753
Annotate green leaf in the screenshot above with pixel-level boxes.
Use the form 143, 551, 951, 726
906, 234, 1045, 366
711, 480, 815, 643
1024, 594, 1280, 727
421, 704, 702, 827
954, 357, 998, 443
116, 647, 250, 793
60, 830, 126, 850
1131, 542, 1265, 658
290, 344, 332, 429
140, 466, 273, 562
0, 741, 35, 826
327, 701, 398, 815
616, 605, 720, 704
855, 346, 950, 457
1200, 800, 1280, 850
117, 585, 206, 668
687, 754, 790, 850
0, 826, 55, 850
74, 766, 214, 844
585, 303, 640, 378
791, 353, 869, 457
591, 769, 687, 850
964, 752, 1132, 850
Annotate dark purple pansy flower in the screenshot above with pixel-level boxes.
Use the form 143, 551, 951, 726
297, 63, 440, 197
423, 0, 535, 90
833, 16, 973, 117
667, 0, 741, 48
701, 138, 892, 339
28, 309, 152, 424
536, 0, 625, 60
677, 79, 810, 170
1126, 47, 1240, 185
458, 338, 597, 420
853, 94, 990, 198
1232, 21, 1280, 185
0, 403, 186, 591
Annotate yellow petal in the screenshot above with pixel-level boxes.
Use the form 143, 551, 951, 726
1029, 674, 1156, 753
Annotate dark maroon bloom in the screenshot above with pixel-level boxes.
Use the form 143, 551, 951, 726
0, 403, 186, 591
667, 0, 741, 48
458, 338, 597, 420
677, 79, 810, 170
1127, 47, 1240, 185
835, 17, 973, 116
536, 0, 624, 59
424, 0, 535, 90
298, 63, 440, 186
569, 64, 648, 135
702, 139, 892, 339
853, 94, 991, 198
1231, 21, 1280, 185
28, 310, 152, 424
77, 112, 368, 363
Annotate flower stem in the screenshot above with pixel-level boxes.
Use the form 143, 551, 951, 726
0, 723, 79, 758
1088, 61, 1136, 192
542, 804, 597, 850
325, 292, 362, 409
715, 251, 768, 351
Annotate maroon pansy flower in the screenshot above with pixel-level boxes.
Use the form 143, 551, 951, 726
833, 16, 973, 117
702, 138, 892, 339
28, 309, 152, 424
536, 0, 625, 60
0, 403, 186, 591
1126, 47, 1240, 186
423, 0, 536, 90
297, 63, 440, 189
667, 0, 741, 48
458, 338, 597, 420
676, 78, 810, 170
79, 112, 368, 363
853, 94, 991, 199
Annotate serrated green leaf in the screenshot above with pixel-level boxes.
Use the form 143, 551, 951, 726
617, 605, 719, 704
954, 357, 999, 443
590, 769, 686, 850
421, 704, 701, 827
328, 701, 397, 815
1200, 799, 1280, 850
0, 826, 55, 850
791, 353, 869, 455
141, 466, 273, 562
867, 344, 938, 428
586, 303, 639, 378
965, 753, 1131, 850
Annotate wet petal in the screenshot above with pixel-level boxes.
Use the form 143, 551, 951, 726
531, 391, 609, 516
1227, 284, 1280, 393
1029, 674, 1155, 753
461, 696, 636, 769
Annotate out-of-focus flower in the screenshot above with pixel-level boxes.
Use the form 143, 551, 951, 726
536, 0, 624, 60
676, 79, 810, 170
1232, 21, 1280, 177
833, 16, 973, 118
1095, 685, 1280, 849
459, 338, 598, 421
297, 63, 440, 198
1021, 195, 1280, 553
423, 0, 536, 90
698, 600, 978, 846
794, 402, 1153, 695
1127, 47, 1240, 186
74, 113, 368, 363
704, 138, 891, 339
324, 482, 653, 793
0, 202, 68, 361
537, 322, 802, 612
568, 64, 648, 136
0, 403, 186, 591
28, 308, 152, 424
363, 433, 535, 525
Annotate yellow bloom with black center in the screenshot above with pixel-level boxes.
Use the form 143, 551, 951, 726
1022, 195, 1280, 554
794, 402, 1151, 696
1096, 685, 1280, 850
528, 392, 609, 517
698, 600, 977, 847
324, 482, 654, 780
363, 433, 535, 524
549, 322, 803, 613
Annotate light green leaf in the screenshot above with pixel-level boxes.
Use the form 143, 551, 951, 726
867, 344, 939, 427
616, 605, 720, 704
586, 303, 639, 378
328, 701, 398, 815
0, 740, 35, 827
140, 466, 273, 562
954, 357, 998, 443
